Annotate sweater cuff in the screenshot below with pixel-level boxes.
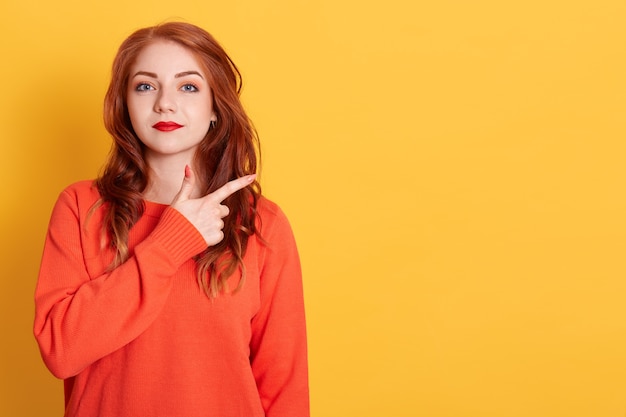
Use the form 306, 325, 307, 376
148, 207, 207, 267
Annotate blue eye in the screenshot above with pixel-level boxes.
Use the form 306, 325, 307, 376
135, 83, 154, 92
181, 84, 198, 92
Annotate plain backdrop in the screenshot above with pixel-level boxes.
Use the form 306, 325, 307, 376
1, 0, 626, 416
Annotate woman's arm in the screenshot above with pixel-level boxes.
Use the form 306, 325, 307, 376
34, 186, 207, 379
250, 202, 310, 417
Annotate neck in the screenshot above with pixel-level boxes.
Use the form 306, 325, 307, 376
142, 154, 202, 204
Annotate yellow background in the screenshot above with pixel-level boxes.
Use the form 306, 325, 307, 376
1, 0, 625, 415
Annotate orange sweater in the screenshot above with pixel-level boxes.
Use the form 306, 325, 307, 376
34, 181, 309, 417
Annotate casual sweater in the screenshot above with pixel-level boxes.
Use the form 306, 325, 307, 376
34, 180, 309, 417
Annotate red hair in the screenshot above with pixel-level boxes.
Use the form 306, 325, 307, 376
96, 21, 261, 298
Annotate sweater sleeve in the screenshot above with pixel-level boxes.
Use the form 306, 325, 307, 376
33, 187, 207, 379
249, 203, 310, 417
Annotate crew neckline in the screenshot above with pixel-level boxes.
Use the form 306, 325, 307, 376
143, 200, 169, 217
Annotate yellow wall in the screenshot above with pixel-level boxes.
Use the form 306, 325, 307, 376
1, 0, 625, 415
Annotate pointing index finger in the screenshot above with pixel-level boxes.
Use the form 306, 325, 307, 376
208, 174, 256, 203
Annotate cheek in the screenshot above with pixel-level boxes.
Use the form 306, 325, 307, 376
190, 101, 214, 124
126, 98, 148, 125
199, 92, 215, 117
126, 98, 137, 120
125, 101, 148, 140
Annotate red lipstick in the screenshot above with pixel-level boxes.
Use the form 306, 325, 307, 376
152, 121, 183, 132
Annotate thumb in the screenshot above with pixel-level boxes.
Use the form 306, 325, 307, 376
171, 165, 195, 205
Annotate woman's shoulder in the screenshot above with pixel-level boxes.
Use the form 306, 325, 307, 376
256, 196, 295, 235
257, 195, 287, 220
56, 179, 101, 207
257, 195, 278, 213
60, 179, 99, 196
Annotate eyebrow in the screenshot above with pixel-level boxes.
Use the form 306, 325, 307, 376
131, 70, 204, 79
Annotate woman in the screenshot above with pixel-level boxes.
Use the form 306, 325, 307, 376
34, 21, 309, 417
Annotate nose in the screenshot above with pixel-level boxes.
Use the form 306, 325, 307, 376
154, 87, 176, 113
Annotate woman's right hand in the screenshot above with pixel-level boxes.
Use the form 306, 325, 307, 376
170, 166, 256, 247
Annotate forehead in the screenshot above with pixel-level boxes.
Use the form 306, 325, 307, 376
131, 40, 206, 76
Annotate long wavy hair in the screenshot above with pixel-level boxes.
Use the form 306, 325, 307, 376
95, 21, 261, 298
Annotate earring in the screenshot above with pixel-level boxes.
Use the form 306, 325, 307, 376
210, 120, 217, 129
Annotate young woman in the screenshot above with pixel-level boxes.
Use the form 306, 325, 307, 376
34, 22, 309, 417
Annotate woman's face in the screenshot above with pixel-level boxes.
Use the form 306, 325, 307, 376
126, 40, 216, 164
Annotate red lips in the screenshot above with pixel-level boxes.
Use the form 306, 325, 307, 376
152, 121, 183, 132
